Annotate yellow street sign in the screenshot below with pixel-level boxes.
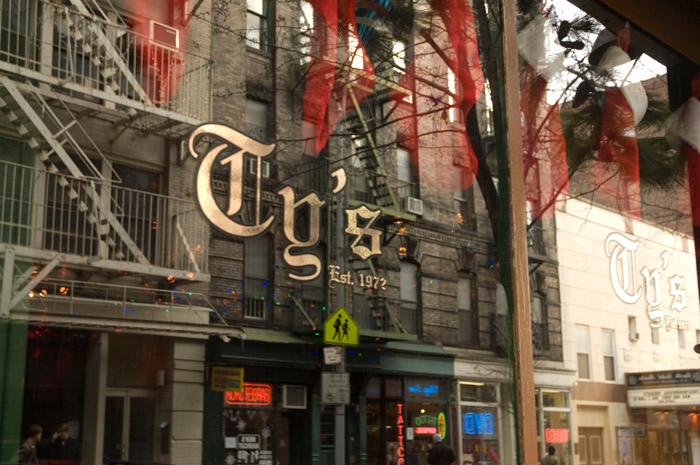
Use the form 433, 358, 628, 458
324, 307, 359, 346
211, 366, 244, 393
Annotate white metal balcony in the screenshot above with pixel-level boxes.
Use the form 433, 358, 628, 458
0, 0, 211, 123
0, 159, 208, 278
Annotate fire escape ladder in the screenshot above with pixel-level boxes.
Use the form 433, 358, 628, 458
289, 294, 318, 330
350, 256, 406, 334
0, 76, 149, 265
65, 0, 152, 105
346, 88, 402, 213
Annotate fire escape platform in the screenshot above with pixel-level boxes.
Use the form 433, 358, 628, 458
0, 244, 210, 282
347, 198, 417, 223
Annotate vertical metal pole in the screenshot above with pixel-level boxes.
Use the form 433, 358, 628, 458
501, 0, 539, 464
1, 247, 15, 318
334, 92, 347, 465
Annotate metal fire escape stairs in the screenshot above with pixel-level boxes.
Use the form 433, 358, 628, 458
64, 0, 152, 105
0, 75, 200, 317
342, 84, 413, 335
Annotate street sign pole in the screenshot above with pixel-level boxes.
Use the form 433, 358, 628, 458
335, 98, 347, 465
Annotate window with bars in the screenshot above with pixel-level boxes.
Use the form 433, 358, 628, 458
243, 234, 271, 319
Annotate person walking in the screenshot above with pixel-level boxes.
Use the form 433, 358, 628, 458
51, 423, 81, 465
427, 433, 456, 465
19, 424, 43, 465
540, 446, 560, 465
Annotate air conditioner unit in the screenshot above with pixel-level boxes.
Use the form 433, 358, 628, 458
247, 158, 271, 178
629, 332, 640, 342
403, 196, 423, 216
282, 385, 307, 409
150, 20, 179, 50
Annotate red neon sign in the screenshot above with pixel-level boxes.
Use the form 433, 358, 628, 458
224, 383, 272, 406
545, 428, 569, 444
415, 427, 438, 435
397, 404, 405, 465
438, 412, 446, 439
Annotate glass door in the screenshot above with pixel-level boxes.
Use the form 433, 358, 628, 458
104, 390, 156, 463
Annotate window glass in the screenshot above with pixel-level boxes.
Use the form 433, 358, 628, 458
400, 262, 417, 303
247, 0, 264, 16
576, 326, 590, 379
246, 99, 270, 140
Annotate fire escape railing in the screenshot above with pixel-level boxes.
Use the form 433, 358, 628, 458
0, 0, 211, 121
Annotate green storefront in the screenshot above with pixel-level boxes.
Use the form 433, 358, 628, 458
203, 330, 455, 465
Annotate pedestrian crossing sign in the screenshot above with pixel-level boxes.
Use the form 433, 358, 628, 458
323, 307, 359, 346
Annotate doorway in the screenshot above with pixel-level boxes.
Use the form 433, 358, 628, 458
579, 427, 604, 465
103, 389, 157, 463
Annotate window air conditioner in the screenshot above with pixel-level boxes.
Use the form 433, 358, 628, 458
247, 158, 271, 178
629, 332, 640, 342
282, 385, 307, 409
403, 196, 423, 216
150, 20, 179, 50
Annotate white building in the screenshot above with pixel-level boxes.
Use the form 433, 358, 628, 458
558, 198, 700, 465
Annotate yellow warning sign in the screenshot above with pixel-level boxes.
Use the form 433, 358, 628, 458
323, 307, 359, 346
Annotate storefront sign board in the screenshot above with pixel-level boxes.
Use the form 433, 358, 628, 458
211, 366, 244, 393
321, 372, 351, 404
323, 346, 343, 365
627, 369, 700, 387
323, 307, 359, 346
224, 383, 272, 406
628, 386, 700, 407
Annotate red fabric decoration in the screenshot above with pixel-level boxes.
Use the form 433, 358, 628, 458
302, 0, 377, 155
520, 64, 568, 220
388, 0, 483, 192
433, 0, 483, 190
593, 86, 641, 218
127, 0, 191, 106
301, 0, 338, 154
591, 26, 641, 219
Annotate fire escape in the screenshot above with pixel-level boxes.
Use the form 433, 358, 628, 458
0, 0, 234, 335
291, 39, 420, 339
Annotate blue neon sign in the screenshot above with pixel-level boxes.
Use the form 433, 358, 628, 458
407, 384, 440, 397
463, 412, 494, 436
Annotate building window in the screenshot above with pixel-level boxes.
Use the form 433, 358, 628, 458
457, 276, 478, 347
246, 0, 268, 50
628, 316, 638, 342
526, 201, 544, 255
400, 262, 419, 334
491, 283, 509, 348
112, 164, 160, 263
531, 293, 548, 352
602, 330, 616, 382
396, 147, 416, 198
454, 169, 474, 230
651, 326, 660, 345
457, 382, 501, 465
576, 325, 591, 380
447, 68, 457, 122
535, 389, 572, 463
243, 235, 271, 319
246, 99, 270, 141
